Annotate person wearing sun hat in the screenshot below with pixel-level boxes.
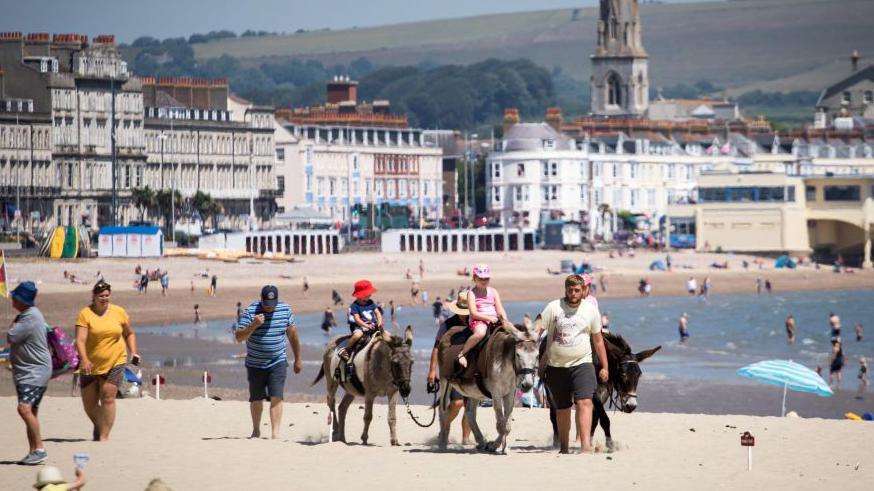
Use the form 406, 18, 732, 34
338, 279, 383, 362
33, 465, 86, 491
8, 281, 52, 465
428, 290, 473, 444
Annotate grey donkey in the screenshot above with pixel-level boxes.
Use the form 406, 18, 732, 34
312, 326, 414, 445
437, 320, 539, 453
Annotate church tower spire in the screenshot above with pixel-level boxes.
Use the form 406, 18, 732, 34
590, 0, 649, 117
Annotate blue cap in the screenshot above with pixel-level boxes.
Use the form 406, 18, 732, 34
11, 281, 37, 306
261, 285, 279, 308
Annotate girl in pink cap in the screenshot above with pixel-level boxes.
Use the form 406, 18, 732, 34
458, 264, 508, 368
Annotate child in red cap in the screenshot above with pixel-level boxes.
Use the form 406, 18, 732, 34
338, 280, 383, 361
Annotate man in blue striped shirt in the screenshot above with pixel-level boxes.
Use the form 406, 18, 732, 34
235, 285, 302, 439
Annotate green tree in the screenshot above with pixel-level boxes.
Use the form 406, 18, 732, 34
131, 186, 157, 221
193, 191, 223, 229
155, 189, 183, 234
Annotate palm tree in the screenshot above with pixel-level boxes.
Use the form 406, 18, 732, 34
155, 189, 182, 233
193, 191, 223, 229
131, 186, 156, 222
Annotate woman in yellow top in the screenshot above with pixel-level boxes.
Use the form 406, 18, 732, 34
75, 280, 139, 441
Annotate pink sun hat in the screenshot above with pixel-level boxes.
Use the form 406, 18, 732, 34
472, 264, 491, 278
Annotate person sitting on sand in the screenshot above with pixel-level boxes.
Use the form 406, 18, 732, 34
338, 280, 383, 362
458, 265, 508, 369
33, 465, 86, 491
331, 289, 343, 306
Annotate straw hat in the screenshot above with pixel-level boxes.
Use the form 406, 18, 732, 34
34, 467, 64, 489
445, 291, 470, 316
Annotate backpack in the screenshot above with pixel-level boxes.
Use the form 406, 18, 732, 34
46, 326, 79, 378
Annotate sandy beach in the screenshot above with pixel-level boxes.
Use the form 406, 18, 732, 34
2, 250, 872, 328
0, 396, 871, 490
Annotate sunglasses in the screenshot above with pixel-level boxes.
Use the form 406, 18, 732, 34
93, 281, 112, 294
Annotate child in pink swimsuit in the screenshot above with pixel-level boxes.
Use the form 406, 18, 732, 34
458, 264, 508, 368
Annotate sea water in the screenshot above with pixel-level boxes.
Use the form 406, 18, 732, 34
138, 289, 874, 383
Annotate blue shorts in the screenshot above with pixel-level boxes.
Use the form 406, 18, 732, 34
246, 362, 288, 402
16, 384, 47, 409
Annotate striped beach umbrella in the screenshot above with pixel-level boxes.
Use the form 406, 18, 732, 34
737, 360, 833, 416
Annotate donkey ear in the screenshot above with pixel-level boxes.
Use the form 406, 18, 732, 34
533, 314, 544, 334
635, 346, 661, 362
404, 325, 413, 345
381, 329, 392, 342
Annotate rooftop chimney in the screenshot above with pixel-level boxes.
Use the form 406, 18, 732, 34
851, 50, 860, 72
327, 77, 358, 104
503, 108, 520, 134
545, 107, 563, 131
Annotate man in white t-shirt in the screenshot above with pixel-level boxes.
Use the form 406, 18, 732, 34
537, 274, 608, 454
686, 277, 697, 295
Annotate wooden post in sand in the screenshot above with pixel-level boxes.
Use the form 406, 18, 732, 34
741, 432, 755, 471
152, 374, 165, 400
202, 371, 211, 399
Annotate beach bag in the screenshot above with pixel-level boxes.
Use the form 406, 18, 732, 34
46, 326, 79, 378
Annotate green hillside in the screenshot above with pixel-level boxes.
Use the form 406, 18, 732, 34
191, 0, 872, 92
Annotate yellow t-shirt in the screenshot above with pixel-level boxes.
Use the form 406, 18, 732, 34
540, 298, 602, 367
76, 304, 129, 374
39, 484, 68, 491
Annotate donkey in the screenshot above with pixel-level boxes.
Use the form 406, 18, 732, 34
437, 321, 539, 453
591, 332, 660, 450
312, 326, 413, 446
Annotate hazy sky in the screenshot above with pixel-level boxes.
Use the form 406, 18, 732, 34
1, 0, 709, 43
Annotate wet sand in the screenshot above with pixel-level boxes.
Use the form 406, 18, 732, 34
2, 251, 871, 328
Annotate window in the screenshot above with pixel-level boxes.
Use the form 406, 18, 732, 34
842, 91, 851, 104
607, 73, 622, 107
305, 174, 312, 192
612, 163, 618, 178
806, 186, 816, 201
493, 163, 501, 179
550, 161, 558, 176
275, 148, 285, 161
630, 189, 638, 207
542, 161, 549, 178
550, 185, 559, 201
493, 186, 501, 203
317, 177, 324, 196
516, 163, 525, 177
352, 154, 359, 172
515, 186, 523, 202
277, 176, 285, 197
630, 163, 638, 179
865, 91, 874, 104
594, 163, 600, 178
543, 139, 555, 150
824, 185, 860, 201
787, 186, 795, 202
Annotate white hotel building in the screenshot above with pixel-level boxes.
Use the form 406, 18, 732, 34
274, 79, 443, 224
487, 122, 734, 236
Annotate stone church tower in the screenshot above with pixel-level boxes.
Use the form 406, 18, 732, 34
590, 0, 649, 117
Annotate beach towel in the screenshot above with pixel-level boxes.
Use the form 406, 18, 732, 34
46, 326, 79, 378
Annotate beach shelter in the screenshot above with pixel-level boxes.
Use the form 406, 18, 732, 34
98, 226, 164, 257
737, 360, 832, 416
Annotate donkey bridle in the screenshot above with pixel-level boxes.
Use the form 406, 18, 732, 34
607, 359, 639, 411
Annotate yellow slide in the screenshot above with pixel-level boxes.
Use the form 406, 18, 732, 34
49, 226, 66, 259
